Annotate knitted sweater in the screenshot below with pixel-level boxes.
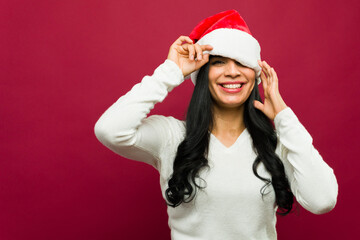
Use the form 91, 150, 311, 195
94, 59, 338, 240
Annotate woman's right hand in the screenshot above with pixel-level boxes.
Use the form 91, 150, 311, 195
167, 36, 213, 77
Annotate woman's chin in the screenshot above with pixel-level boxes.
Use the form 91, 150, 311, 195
215, 100, 245, 109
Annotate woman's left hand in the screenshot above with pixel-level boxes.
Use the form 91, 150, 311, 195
253, 60, 288, 121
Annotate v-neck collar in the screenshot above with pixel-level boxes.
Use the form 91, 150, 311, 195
210, 128, 249, 151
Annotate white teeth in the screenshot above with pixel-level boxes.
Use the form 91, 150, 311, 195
222, 84, 243, 89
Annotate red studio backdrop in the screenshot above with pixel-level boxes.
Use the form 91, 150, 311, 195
1, 0, 359, 239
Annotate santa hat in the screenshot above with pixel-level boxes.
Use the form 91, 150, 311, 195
186, 9, 262, 85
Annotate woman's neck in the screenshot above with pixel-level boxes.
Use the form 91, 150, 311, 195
211, 104, 246, 137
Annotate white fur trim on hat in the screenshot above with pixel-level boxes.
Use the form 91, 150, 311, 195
185, 28, 262, 85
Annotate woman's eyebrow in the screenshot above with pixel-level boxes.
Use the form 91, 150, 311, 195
211, 56, 242, 65
212, 55, 225, 59
211, 56, 226, 61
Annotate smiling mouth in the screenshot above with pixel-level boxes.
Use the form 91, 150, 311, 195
220, 83, 243, 89
218, 83, 245, 93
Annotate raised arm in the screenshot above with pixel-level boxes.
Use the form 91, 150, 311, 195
94, 36, 213, 170
253, 60, 338, 214
274, 107, 338, 215
94, 59, 184, 169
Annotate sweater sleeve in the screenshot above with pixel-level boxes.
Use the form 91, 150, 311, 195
274, 107, 338, 215
93, 59, 185, 170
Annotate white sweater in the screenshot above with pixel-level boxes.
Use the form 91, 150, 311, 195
94, 59, 338, 240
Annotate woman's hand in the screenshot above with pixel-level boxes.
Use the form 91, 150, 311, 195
253, 60, 288, 121
167, 36, 213, 77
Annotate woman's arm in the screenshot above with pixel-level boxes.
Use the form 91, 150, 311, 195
253, 60, 338, 214
274, 107, 338, 215
94, 36, 213, 170
94, 59, 184, 170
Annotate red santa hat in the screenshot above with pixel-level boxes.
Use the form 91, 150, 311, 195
186, 9, 262, 85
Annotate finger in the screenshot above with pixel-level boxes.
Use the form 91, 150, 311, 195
260, 70, 268, 90
262, 64, 269, 80
271, 67, 277, 80
175, 45, 187, 55
194, 44, 203, 60
267, 67, 273, 87
266, 64, 277, 88
201, 44, 213, 51
262, 61, 273, 87
258, 59, 265, 77
259, 62, 269, 79
270, 67, 275, 83
189, 44, 196, 60
259, 61, 267, 81
271, 67, 279, 89
259, 60, 271, 90
183, 44, 195, 60
174, 36, 193, 46
199, 45, 213, 58
202, 53, 210, 62
263, 61, 273, 79
253, 100, 264, 112
196, 53, 211, 68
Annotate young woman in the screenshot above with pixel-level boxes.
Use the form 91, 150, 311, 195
94, 10, 338, 240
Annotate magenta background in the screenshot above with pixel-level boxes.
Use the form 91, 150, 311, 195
1, 0, 359, 239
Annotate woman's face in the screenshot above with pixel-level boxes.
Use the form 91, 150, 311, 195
208, 56, 256, 109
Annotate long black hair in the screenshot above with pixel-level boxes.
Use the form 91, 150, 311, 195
165, 56, 295, 215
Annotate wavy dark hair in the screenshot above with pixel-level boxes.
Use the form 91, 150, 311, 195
165, 56, 295, 215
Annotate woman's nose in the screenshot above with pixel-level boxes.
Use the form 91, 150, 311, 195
224, 61, 241, 77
